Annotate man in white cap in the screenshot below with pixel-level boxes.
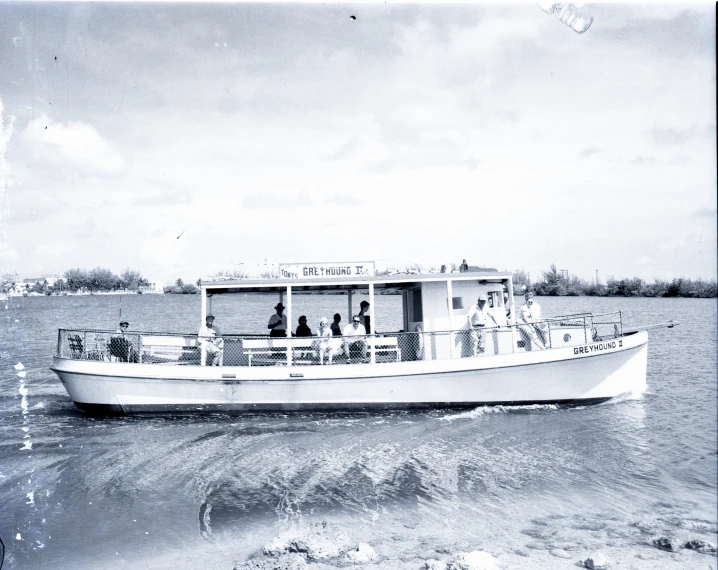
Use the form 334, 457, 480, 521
466, 294, 498, 356
198, 314, 224, 365
267, 303, 288, 338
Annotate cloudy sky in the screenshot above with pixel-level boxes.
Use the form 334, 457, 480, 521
0, 2, 715, 284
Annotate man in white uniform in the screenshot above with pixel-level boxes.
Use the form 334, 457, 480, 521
198, 314, 224, 365
466, 294, 498, 356
342, 315, 367, 364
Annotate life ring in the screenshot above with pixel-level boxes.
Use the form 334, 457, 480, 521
415, 323, 424, 360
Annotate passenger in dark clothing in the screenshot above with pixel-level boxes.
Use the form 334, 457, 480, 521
330, 313, 342, 336
295, 315, 312, 337
358, 300, 371, 334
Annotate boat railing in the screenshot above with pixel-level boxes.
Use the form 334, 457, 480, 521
56, 311, 623, 367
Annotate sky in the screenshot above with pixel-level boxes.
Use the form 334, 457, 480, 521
0, 2, 715, 285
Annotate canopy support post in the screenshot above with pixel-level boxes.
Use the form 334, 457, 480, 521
286, 286, 292, 367
200, 287, 207, 366
369, 283, 376, 363
447, 280, 455, 358
507, 278, 516, 353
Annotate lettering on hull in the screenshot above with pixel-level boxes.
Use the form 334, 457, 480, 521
574, 340, 622, 355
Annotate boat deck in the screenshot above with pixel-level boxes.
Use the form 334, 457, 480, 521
56, 312, 624, 368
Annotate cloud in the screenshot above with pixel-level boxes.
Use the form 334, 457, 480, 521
242, 191, 314, 210
325, 137, 359, 161
0, 241, 19, 261
630, 156, 657, 165
137, 189, 193, 206
649, 126, 711, 145
690, 207, 717, 220
35, 242, 77, 258
578, 147, 601, 158
21, 114, 124, 175
324, 194, 362, 206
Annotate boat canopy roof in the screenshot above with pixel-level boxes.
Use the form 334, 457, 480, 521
201, 270, 512, 294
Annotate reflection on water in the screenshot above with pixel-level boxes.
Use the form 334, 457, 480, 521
0, 296, 716, 569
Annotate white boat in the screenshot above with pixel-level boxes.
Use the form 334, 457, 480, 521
51, 262, 675, 415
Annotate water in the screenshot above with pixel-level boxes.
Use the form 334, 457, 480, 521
0, 295, 716, 569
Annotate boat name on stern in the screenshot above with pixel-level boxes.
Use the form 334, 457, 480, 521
574, 340, 622, 355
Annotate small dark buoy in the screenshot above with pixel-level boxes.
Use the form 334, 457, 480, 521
350, 15, 356, 20
54, 56, 57, 60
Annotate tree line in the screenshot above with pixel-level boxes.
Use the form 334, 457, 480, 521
514, 264, 717, 298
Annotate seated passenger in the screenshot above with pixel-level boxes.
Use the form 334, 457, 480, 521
330, 313, 342, 336
295, 315, 312, 337
313, 317, 338, 365
110, 321, 138, 362
198, 314, 224, 365
342, 315, 367, 364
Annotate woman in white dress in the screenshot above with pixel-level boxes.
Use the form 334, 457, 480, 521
313, 317, 338, 365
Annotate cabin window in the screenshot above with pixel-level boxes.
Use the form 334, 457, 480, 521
452, 297, 463, 310
488, 292, 501, 308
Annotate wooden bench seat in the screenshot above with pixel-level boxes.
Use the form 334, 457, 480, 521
366, 336, 401, 362
242, 338, 315, 366
242, 336, 401, 366
140, 336, 199, 364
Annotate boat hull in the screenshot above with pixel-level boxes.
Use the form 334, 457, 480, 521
51, 332, 648, 415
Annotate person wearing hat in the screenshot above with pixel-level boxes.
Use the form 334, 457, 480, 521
198, 314, 224, 365
312, 317, 338, 365
466, 294, 499, 357
268, 303, 288, 338
519, 291, 546, 350
110, 320, 137, 362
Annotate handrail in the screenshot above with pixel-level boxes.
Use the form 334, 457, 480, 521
56, 312, 624, 364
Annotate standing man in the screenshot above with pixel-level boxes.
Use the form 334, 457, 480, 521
519, 291, 546, 350
198, 314, 224, 365
268, 303, 288, 337
358, 300, 371, 334
466, 294, 498, 356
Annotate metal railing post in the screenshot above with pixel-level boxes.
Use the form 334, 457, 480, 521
583, 316, 587, 343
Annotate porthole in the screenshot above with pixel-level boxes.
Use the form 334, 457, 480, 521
563, 333, 571, 343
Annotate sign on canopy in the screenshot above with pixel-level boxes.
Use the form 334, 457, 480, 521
278, 262, 375, 280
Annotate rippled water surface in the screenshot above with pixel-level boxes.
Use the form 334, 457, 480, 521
0, 295, 716, 569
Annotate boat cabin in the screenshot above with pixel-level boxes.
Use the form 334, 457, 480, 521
199, 262, 517, 365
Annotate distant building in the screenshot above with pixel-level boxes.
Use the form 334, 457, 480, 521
21, 275, 60, 287
139, 281, 164, 294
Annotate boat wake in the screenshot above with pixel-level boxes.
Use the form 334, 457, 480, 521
599, 390, 644, 406
439, 403, 560, 421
